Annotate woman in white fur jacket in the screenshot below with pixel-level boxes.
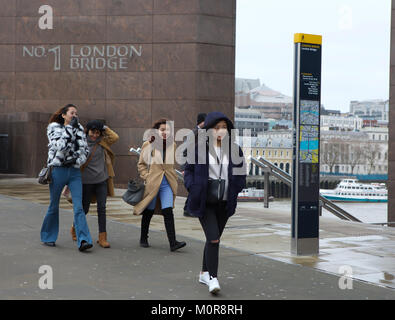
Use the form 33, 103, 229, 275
40, 104, 93, 252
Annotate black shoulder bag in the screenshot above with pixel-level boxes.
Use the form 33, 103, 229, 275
206, 147, 225, 204
38, 166, 53, 185
122, 146, 151, 206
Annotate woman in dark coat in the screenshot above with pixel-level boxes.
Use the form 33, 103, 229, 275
184, 111, 246, 294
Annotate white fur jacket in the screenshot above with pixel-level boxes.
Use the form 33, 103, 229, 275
46, 122, 89, 168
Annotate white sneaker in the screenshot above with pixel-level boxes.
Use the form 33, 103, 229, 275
199, 272, 210, 286
208, 277, 221, 294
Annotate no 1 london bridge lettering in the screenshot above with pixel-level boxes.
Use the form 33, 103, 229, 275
22, 45, 143, 71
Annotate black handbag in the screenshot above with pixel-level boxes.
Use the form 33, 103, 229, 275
38, 166, 53, 185
207, 178, 225, 204
122, 179, 145, 206
206, 148, 225, 204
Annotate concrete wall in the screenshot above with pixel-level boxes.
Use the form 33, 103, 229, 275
0, 0, 236, 188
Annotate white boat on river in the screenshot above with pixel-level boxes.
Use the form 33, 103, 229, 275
320, 179, 387, 203
237, 188, 274, 202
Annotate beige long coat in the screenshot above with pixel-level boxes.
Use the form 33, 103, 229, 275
132, 140, 178, 215
98, 127, 119, 197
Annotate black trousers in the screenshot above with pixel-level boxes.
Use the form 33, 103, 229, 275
82, 180, 107, 233
199, 201, 228, 278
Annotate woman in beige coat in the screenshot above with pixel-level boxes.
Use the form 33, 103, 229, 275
133, 118, 186, 252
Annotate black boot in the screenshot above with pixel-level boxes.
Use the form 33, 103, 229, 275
140, 209, 154, 248
162, 207, 186, 252
78, 240, 93, 252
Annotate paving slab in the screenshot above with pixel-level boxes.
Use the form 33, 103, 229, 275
0, 192, 395, 300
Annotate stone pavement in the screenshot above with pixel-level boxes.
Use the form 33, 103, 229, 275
0, 177, 395, 300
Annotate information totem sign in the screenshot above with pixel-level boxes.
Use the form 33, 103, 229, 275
291, 33, 322, 255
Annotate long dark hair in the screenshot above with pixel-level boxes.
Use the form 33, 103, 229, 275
48, 104, 77, 124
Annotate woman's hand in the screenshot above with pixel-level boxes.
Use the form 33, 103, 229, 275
70, 116, 79, 128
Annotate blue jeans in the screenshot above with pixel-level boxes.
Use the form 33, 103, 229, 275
40, 167, 93, 247
147, 175, 174, 210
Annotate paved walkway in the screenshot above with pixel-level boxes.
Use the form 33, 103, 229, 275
0, 177, 394, 299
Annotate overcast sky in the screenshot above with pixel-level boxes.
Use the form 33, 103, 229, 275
235, 0, 391, 113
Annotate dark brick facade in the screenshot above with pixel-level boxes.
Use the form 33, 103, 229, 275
0, 0, 236, 188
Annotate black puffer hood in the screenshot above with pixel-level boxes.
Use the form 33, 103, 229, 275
203, 111, 234, 132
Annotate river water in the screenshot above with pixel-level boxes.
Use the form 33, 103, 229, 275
237, 200, 388, 224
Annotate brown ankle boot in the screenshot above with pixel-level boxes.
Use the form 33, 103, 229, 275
97, 232, 110, 248
70, 225, 77, 241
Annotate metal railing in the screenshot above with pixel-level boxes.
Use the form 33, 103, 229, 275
250, 156, 362, 222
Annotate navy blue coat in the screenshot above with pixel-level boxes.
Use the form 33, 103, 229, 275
184, 112, 247, 218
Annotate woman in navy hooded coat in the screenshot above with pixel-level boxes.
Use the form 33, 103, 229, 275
184, 111, 246, 294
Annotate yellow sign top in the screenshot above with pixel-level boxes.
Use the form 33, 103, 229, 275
294, 33, 322, 45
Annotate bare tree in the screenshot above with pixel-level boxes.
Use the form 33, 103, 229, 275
363, 142, 381, 174
320, 139, 342, 173
347, 144, 365, 174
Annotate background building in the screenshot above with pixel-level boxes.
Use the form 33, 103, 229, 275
350, 99, 389, 121
235, 78, 261, 95
238, 131, 293, 177
320, 115, 363, 131
234, 107, 267, 136
320, 130, 388, 177
235, 78, 293, 120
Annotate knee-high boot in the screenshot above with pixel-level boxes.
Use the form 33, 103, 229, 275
162, 207, 186, 251
140, 209, 154, 247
